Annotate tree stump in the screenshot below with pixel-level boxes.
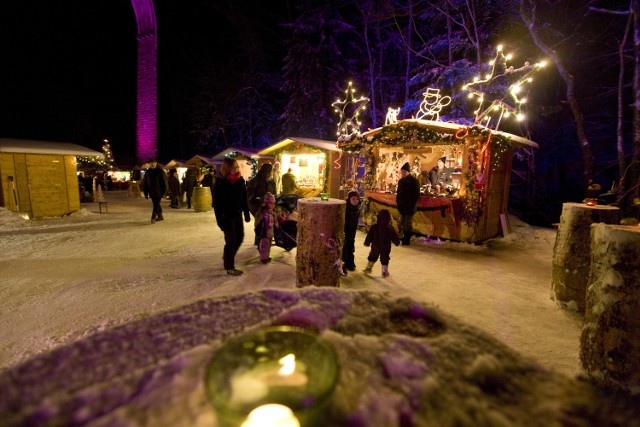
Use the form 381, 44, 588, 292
551, 203, 620, 312
193, 187, 212, 212
296, 197, 346, 287
580, 223, 640, 392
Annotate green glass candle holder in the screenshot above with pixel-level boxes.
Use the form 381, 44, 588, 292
206, 326, 339, 427
320, 193, 329, 201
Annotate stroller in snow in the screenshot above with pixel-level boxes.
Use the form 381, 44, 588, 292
274, 194, 299, 251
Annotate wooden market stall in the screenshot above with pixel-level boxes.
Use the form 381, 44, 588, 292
0, 138, 104, 218
211, 147, 273, 180
258, 137, 343, 198
338, 119, 538, 243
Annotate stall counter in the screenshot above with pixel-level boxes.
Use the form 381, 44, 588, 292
364, 191, 465, 241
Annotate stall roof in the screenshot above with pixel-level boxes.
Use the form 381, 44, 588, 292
361, 119, 539, 149
258, 137, 340, 155
212, 147, 273, 160
185, 155, 222, 166
0, 138, 104, 157
164, 159, 189, 169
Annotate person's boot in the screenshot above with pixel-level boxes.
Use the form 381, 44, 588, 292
382, 265, 389, 278
156, 212, 164, 222
402, 232, 411, 246
151, 212, 157, 224
363, 261, 374, 273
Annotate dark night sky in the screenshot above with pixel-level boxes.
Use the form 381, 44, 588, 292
0, 0, 285, 166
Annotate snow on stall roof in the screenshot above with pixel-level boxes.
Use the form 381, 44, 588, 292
361, 119, 539, 149
0, 138, 104, 157
259, 137, 341, 155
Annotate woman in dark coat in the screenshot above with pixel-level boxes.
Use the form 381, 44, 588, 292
213, 158, 251, 276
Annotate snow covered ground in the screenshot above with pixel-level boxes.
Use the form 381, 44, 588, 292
0, 190, 583, 377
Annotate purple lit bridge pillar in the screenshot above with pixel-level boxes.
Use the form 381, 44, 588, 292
131, 0, 157, 163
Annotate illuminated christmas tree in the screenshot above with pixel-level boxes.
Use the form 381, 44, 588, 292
101, 139, 115, 170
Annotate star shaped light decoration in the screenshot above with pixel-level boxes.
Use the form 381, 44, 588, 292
332, 81, 370, 140
462, 45, 546, 130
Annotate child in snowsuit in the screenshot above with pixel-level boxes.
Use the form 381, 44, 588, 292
342, 190, 361, 274
364, 209, 400, 277
255, 192, 278, 264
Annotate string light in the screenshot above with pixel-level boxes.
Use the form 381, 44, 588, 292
332, 81, 370, 141
415, 87, 452, 121
385, 107, 401, 125
462, 44, 546, 131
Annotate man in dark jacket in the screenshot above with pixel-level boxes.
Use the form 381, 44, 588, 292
429, 157, 453, 189
142, 160, 168, 223
200, 167, 216, 207
396, 162, 421, 245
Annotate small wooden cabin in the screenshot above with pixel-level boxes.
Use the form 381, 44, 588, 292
258, 137, 343, 198
211, 147, 273, 180
338, 120, 538, 243
0, 138, 104, 218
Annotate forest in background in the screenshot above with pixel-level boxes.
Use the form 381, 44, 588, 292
157, 0, 638, 225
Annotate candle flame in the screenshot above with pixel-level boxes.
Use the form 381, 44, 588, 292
278, 354, 296, 376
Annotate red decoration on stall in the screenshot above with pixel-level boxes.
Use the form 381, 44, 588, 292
455, 127, 469, 139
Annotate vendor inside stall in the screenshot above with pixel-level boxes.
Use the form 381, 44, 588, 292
278, 152, 326, 197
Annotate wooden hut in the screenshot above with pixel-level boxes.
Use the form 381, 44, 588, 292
338, 120, 538, 243
0, 138, 104, 218
211, 147, 273, 180
258, 137, 343, 198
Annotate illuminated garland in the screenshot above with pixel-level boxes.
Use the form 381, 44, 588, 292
345, 123, 513, 226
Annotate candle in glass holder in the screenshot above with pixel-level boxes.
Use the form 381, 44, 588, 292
206, 326, 339, 427
240, 404, 300, 427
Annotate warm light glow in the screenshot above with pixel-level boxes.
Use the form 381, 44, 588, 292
462, 43, 546, 130
332, 81, 370, 138
241, 404, 301, 427
279, 354, 296, 376
415, 87, 451, 121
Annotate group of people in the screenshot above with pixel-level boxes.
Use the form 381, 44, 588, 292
142, 156, 433, 279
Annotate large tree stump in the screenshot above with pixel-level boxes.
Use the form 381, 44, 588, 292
580, 223, 640, 392
551, 203, 620, 312
296, 197, 346, 287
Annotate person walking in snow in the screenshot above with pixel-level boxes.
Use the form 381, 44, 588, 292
254, 192, 278, 264
168, 169, 181, 209
247, 163, 276, 245
396, 162, 421, 246
342, 190, 361, 274
363, 209, 400, 277
213, 158, 251, 276
142, 160, 168, 223
200, 166, 216, 207
182, 166, 198, 209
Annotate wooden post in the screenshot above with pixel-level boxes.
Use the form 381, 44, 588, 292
551, 203, 620, 312
296, 197, 346, 287
580, 223, 640, 391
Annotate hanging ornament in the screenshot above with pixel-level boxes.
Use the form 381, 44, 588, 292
332, 81, 370, 141
415, 88, 452, 121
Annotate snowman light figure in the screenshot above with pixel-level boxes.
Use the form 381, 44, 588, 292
416, 87, 451, 121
